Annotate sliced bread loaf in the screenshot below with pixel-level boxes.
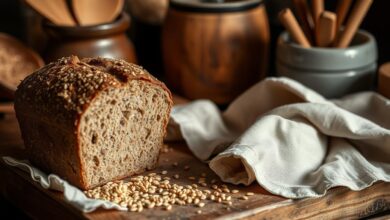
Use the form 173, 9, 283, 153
14, 56, 172, 190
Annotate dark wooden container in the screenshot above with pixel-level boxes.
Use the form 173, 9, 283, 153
162, 0, 270, 104
43, 12, 137, 63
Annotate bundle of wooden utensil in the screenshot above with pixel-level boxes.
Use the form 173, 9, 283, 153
25, 0, 124, 26
279, 0, 373, 48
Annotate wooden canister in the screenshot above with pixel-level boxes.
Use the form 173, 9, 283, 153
162, 0, 270, 105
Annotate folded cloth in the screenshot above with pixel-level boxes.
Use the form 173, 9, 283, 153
168, 77, 390, 198
2, 156, 126, 213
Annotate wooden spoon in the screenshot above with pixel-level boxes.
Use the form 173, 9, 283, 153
316, 11, 337, 47
25, 0, 76, 26
279, 8, 311, 48
335, 0, 373, 48
72, 0, 124, 26
335, 0, 353, 31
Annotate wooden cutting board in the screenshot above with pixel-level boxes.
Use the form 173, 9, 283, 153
0, 102, 390, 219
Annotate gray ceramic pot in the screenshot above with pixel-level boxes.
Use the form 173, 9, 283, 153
276, 30, 377, 98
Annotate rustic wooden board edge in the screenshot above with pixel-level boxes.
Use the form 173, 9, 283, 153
0, 160, 87, 220
226, 182, 390, 220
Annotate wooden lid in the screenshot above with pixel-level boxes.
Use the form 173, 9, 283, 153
170, 0, 262, 13
378, 62, 390, 99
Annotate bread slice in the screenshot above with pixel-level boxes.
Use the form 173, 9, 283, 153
14, 56, 172, 190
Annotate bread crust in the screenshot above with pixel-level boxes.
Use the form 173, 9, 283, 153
15, 56, 172, 189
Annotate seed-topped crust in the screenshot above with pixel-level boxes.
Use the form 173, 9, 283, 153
15, 56, 171, 130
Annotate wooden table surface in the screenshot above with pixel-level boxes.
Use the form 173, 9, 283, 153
0, 102, 390, 220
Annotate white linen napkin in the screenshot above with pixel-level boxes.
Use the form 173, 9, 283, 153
2, 156, 127, 213
167, 77, 390, 198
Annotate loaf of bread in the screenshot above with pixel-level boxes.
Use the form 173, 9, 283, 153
14, 56, 172, 190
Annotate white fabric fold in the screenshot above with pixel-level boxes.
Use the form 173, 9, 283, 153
168, 77, 390, 198
2, 156, 127, 213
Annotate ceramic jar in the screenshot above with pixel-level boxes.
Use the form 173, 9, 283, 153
276, 30, 378, 98
43, 12, 137, 63
162, 0, 270, 105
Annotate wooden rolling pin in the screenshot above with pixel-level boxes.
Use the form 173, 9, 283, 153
378, 62, 390, 99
